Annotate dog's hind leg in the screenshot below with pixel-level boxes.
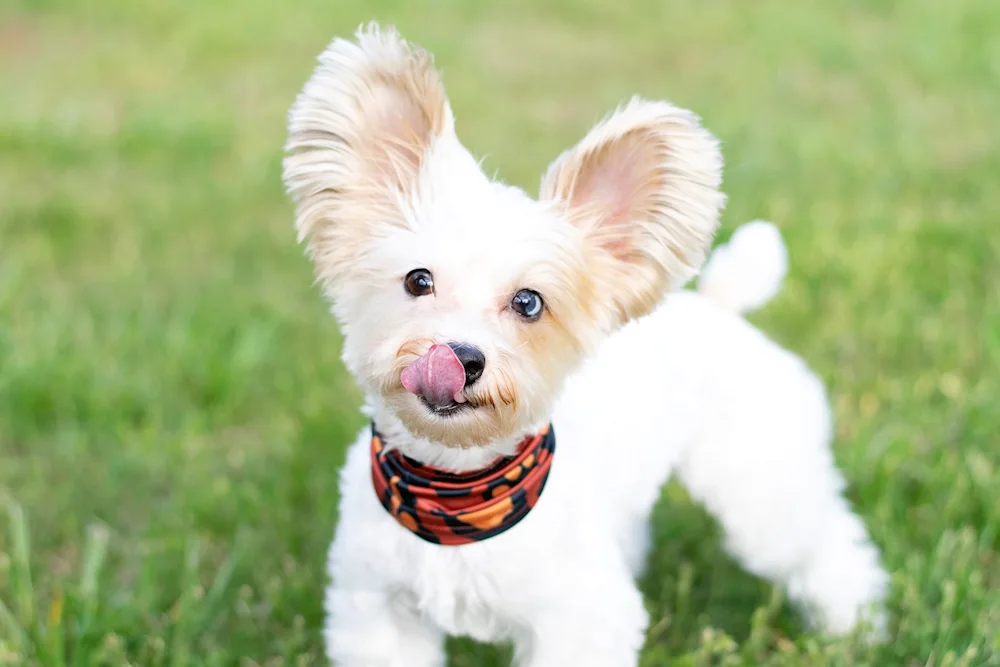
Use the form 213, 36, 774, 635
674, 364, 888, 637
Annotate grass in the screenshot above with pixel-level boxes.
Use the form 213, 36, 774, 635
1, 0, 999, 663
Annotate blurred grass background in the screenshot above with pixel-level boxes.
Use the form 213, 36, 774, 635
1, 0, 998, 664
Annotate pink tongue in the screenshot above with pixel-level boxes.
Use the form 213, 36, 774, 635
400, 344, 467, 406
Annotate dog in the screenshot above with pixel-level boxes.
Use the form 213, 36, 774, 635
282, 23, 888, 666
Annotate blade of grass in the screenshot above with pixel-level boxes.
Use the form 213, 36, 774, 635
47, 587, 65, 667
70, 523, 110, 667
0, 593, 28, 651
192, 527, 252, 638
3, 497, 46, 660
168, 535, 201, 667
79, 524, 110, 605
5, 499, 34, 629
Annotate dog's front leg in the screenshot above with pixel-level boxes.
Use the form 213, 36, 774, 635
514, 579, 648, 667
324, 586, 445, 667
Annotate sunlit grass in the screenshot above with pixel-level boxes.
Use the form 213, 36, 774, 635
1, 0, 999, 663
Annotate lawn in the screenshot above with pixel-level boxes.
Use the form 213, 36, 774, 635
1, 0, 999, 664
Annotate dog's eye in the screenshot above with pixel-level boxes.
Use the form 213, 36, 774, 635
404, 269, 434, 297
510, 289, 543, 321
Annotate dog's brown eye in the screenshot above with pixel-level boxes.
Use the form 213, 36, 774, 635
404, 269, 434, 297
510, 289, 543, 321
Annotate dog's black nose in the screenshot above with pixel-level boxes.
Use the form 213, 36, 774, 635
448, 342, 485, 387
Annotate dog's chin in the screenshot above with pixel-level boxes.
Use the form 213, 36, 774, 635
419, 396, 476, 418
387, 393, 509, 448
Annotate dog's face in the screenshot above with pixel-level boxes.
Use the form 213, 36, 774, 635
284, 24, 725, 447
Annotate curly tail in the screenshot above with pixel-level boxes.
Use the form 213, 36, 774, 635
697, 220, 788, 314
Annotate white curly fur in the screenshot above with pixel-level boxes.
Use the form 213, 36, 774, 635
284, 24, 888, 667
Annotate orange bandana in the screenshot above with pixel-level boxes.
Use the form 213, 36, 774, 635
370, 423, 556, 545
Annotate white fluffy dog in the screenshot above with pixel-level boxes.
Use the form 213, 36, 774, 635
283, 24, 888, 667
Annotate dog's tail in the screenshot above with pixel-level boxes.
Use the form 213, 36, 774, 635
697, 220, 788, 314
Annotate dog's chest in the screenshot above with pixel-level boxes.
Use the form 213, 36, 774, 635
392, 541, 516, 642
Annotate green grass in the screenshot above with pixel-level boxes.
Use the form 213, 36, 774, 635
1, 0, 999, 663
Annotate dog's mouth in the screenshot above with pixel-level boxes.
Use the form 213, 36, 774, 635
401, 344, 481, 418
420, 395, 476, 417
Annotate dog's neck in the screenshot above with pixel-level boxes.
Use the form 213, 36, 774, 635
366, 399, 544, 473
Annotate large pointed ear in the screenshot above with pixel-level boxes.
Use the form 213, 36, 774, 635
540, 98, 725, 327
283, 23, 451, 291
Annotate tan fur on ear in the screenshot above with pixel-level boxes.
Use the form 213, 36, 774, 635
541, 97, 725, 326
283, 23, 451, 289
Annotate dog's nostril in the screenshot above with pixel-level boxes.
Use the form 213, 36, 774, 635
448, 342, 486, 387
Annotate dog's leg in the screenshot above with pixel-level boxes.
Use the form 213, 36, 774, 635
325, 586, 445, 667
514, 576, 648, 667
674, 370, 888, 637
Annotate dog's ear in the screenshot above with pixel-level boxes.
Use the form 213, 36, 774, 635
284, 23, 451, 289
540, 98, 725, 327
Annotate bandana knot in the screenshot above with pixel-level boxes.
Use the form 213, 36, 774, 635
370, 424, 556, 545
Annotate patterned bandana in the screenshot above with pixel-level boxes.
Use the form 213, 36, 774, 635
370, 423, 556, 545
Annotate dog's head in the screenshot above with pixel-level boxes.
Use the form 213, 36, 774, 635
284, 24, 724, 448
